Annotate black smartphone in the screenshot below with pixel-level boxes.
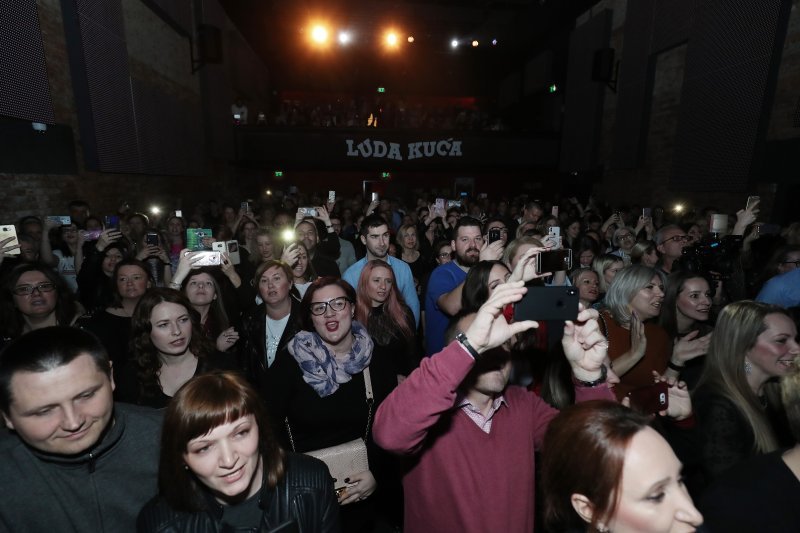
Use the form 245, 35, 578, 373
488, 228, 502, 243
145, 232, 159, 246
626, 382, 669, 414
536, 249, 572, 274
104, 215, 120, 229
513, 286, 579, 322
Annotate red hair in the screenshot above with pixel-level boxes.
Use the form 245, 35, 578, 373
355, 260, 413, 338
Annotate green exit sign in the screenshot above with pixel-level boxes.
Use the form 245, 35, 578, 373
380, 172, 391, 180
548, 84, 558, 93
274, 171, 283, 177
377, 87, 386, 93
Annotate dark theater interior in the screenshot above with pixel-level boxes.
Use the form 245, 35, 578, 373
3, 2, 800, 532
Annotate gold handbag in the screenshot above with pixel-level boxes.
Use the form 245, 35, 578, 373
286, 367, 374, 494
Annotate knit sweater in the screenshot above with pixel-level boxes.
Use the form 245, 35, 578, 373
0, 403, 162, 532
373, 342, 614, 533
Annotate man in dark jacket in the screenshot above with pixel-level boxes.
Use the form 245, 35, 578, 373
0, 327, 162, 532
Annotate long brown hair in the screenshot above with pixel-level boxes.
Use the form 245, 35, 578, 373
130, 288, 214, 403
355, 260, 413, 338
542, 401, 650, 532
158, 371, 285, 511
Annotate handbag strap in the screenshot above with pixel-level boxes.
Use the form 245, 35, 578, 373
285, 365, 375, 451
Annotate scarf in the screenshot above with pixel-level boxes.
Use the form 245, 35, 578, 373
288, 321, 374, 397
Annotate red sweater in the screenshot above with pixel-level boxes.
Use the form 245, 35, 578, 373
373, 342, 614, 533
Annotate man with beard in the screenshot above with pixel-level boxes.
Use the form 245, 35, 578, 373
343, 214, 420, 325
423, 217, 503, 355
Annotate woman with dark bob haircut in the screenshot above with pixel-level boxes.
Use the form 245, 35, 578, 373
137, 371, 340, 531
542, 400, 703, 533
115, 288, 232, 408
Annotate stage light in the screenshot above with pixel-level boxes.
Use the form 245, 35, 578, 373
385, 31, 399, 48
338, 31, 351, 45
451, 39, 459, 48
407, 35, 415, 43
492, 39, 498, 45
150, 206, 161, 215
471, 40, 479, 47
674, 203, 684, 213
311, 25, 329, 44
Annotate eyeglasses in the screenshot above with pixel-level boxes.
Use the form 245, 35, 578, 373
662, 234, 690, 244
438, 251, 454, 258
618, 233, 634, 240
781, 260, 800, 267
309, 296, 351, 316
13, 282, 56, 296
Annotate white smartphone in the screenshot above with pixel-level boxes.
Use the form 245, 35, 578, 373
0, 225, 20, 255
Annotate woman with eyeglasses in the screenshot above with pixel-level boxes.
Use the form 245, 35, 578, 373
264, 277, 401, 532
611, 226, 637, 266
0, 264, 83, 345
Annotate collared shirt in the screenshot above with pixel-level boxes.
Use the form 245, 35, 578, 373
456, 394, 507, 434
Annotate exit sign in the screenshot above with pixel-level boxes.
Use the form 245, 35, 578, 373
377, 87, 386, 93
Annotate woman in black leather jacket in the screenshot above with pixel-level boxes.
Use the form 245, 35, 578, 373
137, 371, 339, 532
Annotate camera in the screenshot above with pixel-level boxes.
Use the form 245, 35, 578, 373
675, 235, 742, 280
299, 207, 317, 218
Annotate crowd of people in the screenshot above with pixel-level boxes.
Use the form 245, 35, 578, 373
1, 189, 799, 532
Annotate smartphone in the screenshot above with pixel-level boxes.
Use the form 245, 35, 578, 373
709, 214, 728, 234
488, 228, 502, 244
746, 196, 760, 211
145, 232, 159, 246
47, 215, 71, 226
186, 228, 213, 251
175, 210, 182, 218
757, 223, 781, 235
626, 382, 669, 414
536, 249, 572, 274
435, 198, 445, 211
551, 206, 559, 217
299, 207, 317, 218
214, 240, 242, 265
83, 229, 102, 241
642, 207, 652, 218
447, 200, 462, 209
0, 225, 20, 255
371, 192, 379, 202
548, 226, 561, 240
191, 250, 222, 266
240, 201, 250, 213
514, 286, 579, 322
104, 215, 120, 229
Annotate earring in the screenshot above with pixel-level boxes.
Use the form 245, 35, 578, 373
744, 359, 753, 375
597, 525, 609, 533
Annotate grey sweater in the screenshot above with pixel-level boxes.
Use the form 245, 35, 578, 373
0, 403, 162, 532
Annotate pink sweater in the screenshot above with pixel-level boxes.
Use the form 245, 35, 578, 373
373, 342, 614, 533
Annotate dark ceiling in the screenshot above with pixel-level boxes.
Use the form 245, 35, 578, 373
219, 0, 601, 96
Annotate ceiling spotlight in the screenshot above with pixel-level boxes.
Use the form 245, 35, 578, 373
311, 25, 329, 44
407, 35, 415, 43
451, 39, 459, 48
471, 40, 479, 47
492, 39, 498, 45
385, 31, 399, 47
338, 31, 351, 45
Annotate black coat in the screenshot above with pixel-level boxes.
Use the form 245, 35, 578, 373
137, 453, 340, 533
239, 298, 303, 387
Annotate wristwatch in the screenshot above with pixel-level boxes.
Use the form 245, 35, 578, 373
455, 332, 481, 360
573, 364, 607, 387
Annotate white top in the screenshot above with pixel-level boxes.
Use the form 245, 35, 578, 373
265, 313, 290, 367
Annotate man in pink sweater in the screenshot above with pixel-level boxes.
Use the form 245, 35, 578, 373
373, 281, 615, 532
